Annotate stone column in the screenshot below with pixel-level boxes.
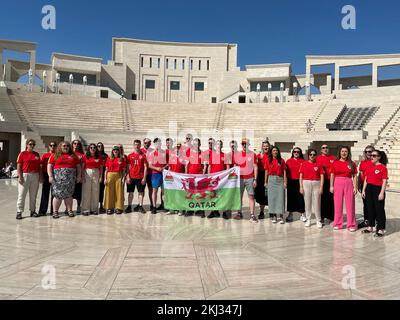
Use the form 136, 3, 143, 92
334, 64, 340, 91
29, 50, 36, 85
372, 63, 378, 88
305, 61, 311, 88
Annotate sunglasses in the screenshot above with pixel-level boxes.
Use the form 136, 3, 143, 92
293, 151, 300, 154
49, 144, 56, 147
371, 154, 379, 158
62, 145, 69, 148
73, 142, 79, 145
90, 147, 97, 149
28, 143, 36, 146
321, 147, 328, 150
309, 153, 317, 156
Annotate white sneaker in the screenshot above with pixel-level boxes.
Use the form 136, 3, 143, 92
333, 226, 340, 230
279, 216, 285, 224
317, 222, 323, 229
349, 228, 357, 232
272, 216, 277, 224
305, 220, 311, 227
300, 214, 307, 222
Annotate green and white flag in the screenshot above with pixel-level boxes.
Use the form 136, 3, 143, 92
163, 167, 241, 211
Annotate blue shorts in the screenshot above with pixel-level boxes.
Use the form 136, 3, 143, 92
151, 172, 163, 188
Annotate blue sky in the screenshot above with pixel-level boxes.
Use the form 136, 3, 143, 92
1, 0, 400, 77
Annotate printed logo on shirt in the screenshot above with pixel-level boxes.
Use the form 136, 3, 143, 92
95, 159, 100, 163
347, 165, 352, 170
35, 156, 40, 160
330, 160, 334, 163
375, 170, 380, 174
247, 157, 252, 161
314, 167, 318, 171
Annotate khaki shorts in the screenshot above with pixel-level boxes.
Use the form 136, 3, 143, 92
240, 178, 255, 196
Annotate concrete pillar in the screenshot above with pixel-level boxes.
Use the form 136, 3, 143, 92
372, 63, 378, 87
334, 64, 340, 91
305, 62, 311, 87
0, 48, 3, 80
326, 74, 332, 94
29, 50, 36, 85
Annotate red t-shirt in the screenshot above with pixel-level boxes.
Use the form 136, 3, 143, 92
48, 153, 80, 169
286, 158, 305, 180
264, 158, 286, 177
359, 159, 374, 184
299, 161, 324, 181
235, 151, 257, 179
74, 151, 84, 161
41, 152, 54, 173
168, 152, 185, 173
127, 152, 147, 179
316, 155, 336, 180
330, 160, 358, 178
187, 151, 204, 174
141, 147, 153, 175
17, 151, 41, 173
105, 157, 126, 173
148, 149, 167, 170
224, 151, 237, 168
208, 151, 226, 173
83, 155, 103, 170
257, 153, 268, 172
365, 163, 388, 186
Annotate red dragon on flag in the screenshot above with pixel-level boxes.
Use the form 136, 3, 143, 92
181, 176, 220, 200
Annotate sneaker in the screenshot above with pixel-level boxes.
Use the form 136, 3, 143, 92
151, 208, 157, 214
199, 211, 206, 218
349, 228, 357, 232
76, 206, 81, 214
68, 211, 75, 218
272, 216, 278, 224
233, 212, 243, 220
178, 211, 184, 216
333, 226, 340, 230
157, 204, 166, 212
279, 215, 285, 224
150, 205, 155, 211
92, 211, 99, 216
286, 213, 293, 223
305, 220, 311, 227
250, 214, 259, 223
357, 220, 368, 229
16, 212, 22, 220
222, 212, 230, 220
52, 212, 60, 219
125, 205, 133, 213
30, 211, 39, 218
82, 211, 90, 216
300, 214, 307, 222
207, 211, 220, 219
138, 206, 146, 214
374, 230, 385, 237
317, 222, 323, 229
258, 211, 265, 220
99, 207, 106, 214
115, 209, 123, 215
107, 209, 114, 215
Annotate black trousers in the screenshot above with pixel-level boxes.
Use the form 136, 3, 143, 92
39, 173, 53, 214
287, 179, 305, 213
321, 179, 334, 221
365, 184, 386, 231
362, 197, 368, 221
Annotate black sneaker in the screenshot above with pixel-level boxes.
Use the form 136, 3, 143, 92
16, 212, 22, 220
38, 212, 47, 217
92, 211, 99, 216
157, 204, 167, 212
30, 211, 39, 218
233, 212, 243, 220
222, 212, 230, 220
115, 209, 123, 215
133, 205, 140, 212
199, 211, 206, 218
285, 212, 293, 223
125, 205, 132, 213
150, 205, 155, 211
258, 211, 265, 220
99, 207, 106, 214
207, 211, 220, 219
82, 211, 90, 216
68, 211, 75, 218
107, 209, 114, 215
185, 211, 193, 217
151, 208, 157, 214
357, 220, 368, 229
139, 206, 146, 214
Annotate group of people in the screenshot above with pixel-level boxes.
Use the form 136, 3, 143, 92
15, 134, 388, 237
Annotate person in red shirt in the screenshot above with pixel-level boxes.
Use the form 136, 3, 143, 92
254, 141, 270, 220
233, 138, 258, 223
181, 133, 194, 160
330, 146, 358, 231
141, 138, 154, 210
202, 138, 216, 175
38, 141, 57, 216
16, 139, 42, 220
264, 145, 287, 224
126, 140, 148, 214
206, 140, 229, 219
148, 138, 168, 214
48, 141, 81, 219
97, 142, 108, 213
223, 140, 239, 219
358, 145, 375, 228
362, 150, 388, 237
168, 142, 186, 174
104, 146, 127, 214
285, 147, 305, 223
299, 149, 324, 228
72, 140, 84, 214
81, 144, 104, 216
316, 144, 336, 224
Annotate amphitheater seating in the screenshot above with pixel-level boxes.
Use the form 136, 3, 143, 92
327, 106, 379, 131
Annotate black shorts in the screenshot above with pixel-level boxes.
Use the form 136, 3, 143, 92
146, 174, 152, 188
127, 179, 145, 193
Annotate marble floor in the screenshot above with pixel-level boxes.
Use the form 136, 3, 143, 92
1, 178, 400, 300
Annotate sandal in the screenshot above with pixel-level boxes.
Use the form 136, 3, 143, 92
53, 212, 60, 219
68, 211, 75, 218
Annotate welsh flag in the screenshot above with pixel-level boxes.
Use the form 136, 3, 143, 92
163, 167, 241, 211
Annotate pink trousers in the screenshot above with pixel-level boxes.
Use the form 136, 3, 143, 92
333, 177, 356, 229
